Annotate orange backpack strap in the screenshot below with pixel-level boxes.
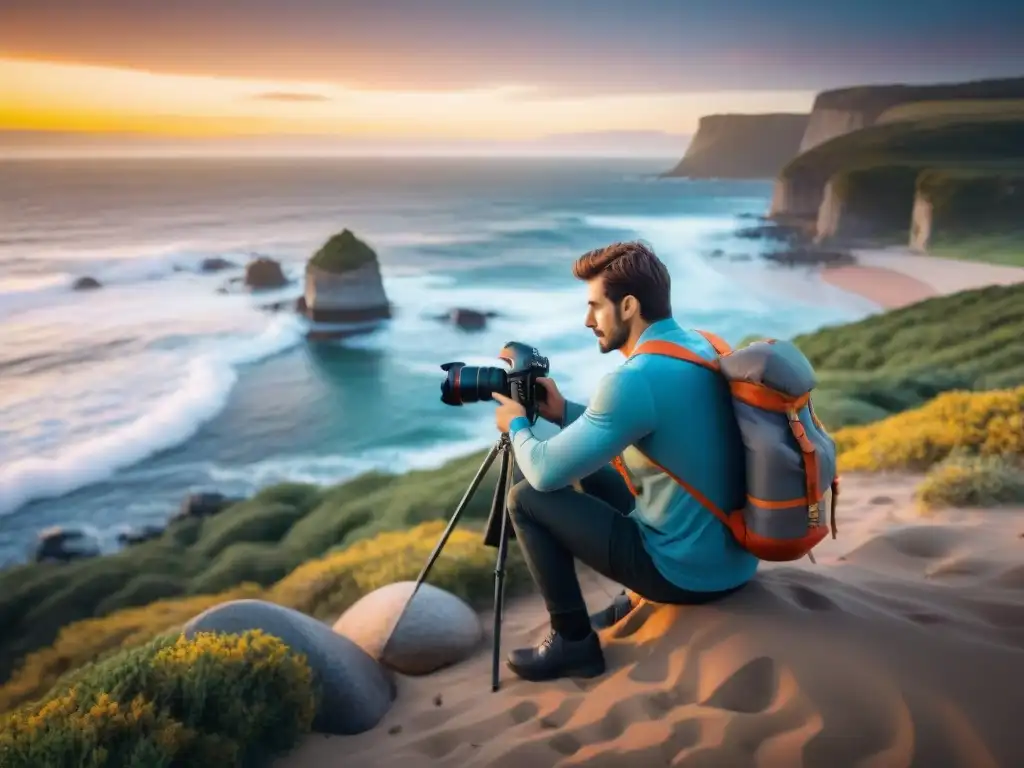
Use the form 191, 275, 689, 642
618, 329, 744, 538
695, 329, 733, 356
629, 340, 720, 372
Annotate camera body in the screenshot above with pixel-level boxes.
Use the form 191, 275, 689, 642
440, 341, 549, 424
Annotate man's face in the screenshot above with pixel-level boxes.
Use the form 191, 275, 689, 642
585, 277, 629, 354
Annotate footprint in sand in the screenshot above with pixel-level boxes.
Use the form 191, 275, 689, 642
702, 656, 779, 714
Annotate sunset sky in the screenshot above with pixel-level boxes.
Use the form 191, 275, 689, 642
2, 0, 1022, 153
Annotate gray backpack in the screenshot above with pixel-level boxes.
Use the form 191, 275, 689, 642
613, 330, 839, 562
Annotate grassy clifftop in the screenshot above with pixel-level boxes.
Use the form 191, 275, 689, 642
808, 77, 1024, 115
796, 281, 1024, 427
781, 114, 1024, 183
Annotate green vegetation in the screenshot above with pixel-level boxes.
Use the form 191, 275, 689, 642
0, 451, 510, 701
809, 77, 1024, 114
792, 282, 1024, 428
781, 114, 1024, 185
307, 229, 379, 273
916, 453, 1024, 510
0, 630, 316, 768
876, 98, 1024, 124
0, 518, 528, 720
928, 232, 1024, 268
832, 387, 1024, 472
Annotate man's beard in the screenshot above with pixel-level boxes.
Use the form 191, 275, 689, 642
597, 308, 629, 353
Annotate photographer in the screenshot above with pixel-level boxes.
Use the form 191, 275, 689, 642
491, 241, 758, 682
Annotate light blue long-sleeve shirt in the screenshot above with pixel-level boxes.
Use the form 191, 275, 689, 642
509, 318, 758, 592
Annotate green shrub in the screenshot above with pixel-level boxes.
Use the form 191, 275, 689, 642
94, 575, 188, 617
791, 282, 1024, 429
834, 387, 1024, 471
250, 482, 323, 514
187, 544, 300, 596
0, 629, 316, 768
917, 453, 1024, 509
0, 586, 264, 717
163, 517, 203, 548
307, 229, 378, 273
195, 502, 305, 560
268, 520, 531, 621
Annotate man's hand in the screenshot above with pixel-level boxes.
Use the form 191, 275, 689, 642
492, 392, 527, 433
535, 377, 566, 424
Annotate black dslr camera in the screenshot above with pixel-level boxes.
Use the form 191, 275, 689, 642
439, 341, 549, 424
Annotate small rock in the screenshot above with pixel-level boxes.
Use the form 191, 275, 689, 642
170, 492, 240, 523
388, 725, 403, 735
870, 495, 895, 506
200, 257, 236, 272
34, 526, 101, 563
245, 257, 288, 289
72, 276, 101, 291
184, 599, 395, 735
333, 581, 483, 675
433, 694, 443, 707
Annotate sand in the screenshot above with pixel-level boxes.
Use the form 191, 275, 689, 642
277, 474, 1024, 768
821, 247, 1024, 308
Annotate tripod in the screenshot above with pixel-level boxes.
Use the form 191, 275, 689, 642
380, 431, 517, 692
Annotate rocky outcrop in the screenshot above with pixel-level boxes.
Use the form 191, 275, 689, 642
814, 166, 919, 243
301, 229, 391, 337
184, 599, 395, 735
170, 492, 240, 524
200, 257, 236, 273
664, 113, 808, 179
910, 168, 1024, 252
244, 257, 287, 289
910, 193, 934, 252
797, 77, 1024, 154
332, 581, 483, 675
72, 276, 101, 291
34, 526, 101, 562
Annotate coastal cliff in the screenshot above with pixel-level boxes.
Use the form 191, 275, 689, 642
797, 76, 1024, 154
770, 77, 1024, 223
663, 113, 808, 179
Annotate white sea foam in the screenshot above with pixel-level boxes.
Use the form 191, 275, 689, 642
0, 314, 305, 517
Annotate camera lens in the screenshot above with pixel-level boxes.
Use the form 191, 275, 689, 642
440, 362, 509, 405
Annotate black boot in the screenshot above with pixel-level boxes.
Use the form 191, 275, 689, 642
507, 629, 606, 682
589, 590, 636, 630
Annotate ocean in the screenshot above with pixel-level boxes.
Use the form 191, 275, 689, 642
0, 156, 878, 565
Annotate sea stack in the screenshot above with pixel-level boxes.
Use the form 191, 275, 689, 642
302, 229, 392, 339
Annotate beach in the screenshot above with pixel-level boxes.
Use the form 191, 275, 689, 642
277, 471, 1024, 768
820, 246, 1024, 308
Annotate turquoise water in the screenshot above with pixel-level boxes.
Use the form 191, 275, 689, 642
0, 156, 877, 564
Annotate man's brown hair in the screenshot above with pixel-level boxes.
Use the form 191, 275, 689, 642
572, 240, 672, 321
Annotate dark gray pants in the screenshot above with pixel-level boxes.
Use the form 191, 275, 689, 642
506, 465, 743, 620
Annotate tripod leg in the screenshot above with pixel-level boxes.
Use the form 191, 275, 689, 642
380, 440, 501, 661
492, 448, 515, 692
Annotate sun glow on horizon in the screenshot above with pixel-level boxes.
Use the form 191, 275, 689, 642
0, 57, 816, 142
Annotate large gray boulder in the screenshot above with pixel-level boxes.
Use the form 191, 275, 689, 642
332, 581, 482, 675
184, 599, 394, 735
